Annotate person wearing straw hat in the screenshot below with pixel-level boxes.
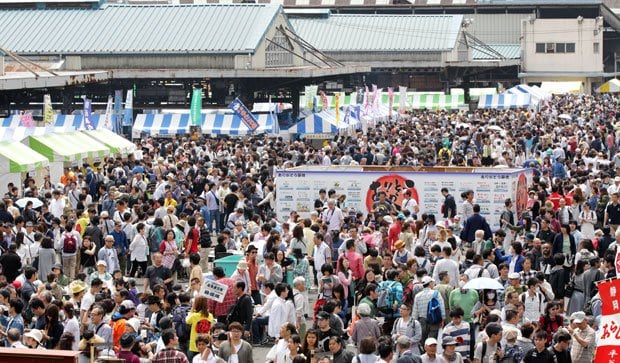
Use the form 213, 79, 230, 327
231, 260, 251, 295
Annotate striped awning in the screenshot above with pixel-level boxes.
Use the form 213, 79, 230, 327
288, 114, 340, 135
0, 127, 73, 142
132, 114, 192, 138
202, 113, 276, 136
505, 85, 550, 102
0, 114, 104, 129
410, 94, 465, 110
27, 131, 111, 163
0, 140, 49, 174
83, 129, 136, 156
477, 94, 531, 109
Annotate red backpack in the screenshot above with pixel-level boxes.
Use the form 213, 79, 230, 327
62, 233, 77, 254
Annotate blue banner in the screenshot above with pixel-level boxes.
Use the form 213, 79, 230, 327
123, 90, 133, 127
83, 98, 94, 130
114, 90, 124, 131
228, 98, 259, 132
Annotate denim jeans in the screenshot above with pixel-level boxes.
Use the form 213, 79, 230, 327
251, 315, 269, 343
207, 209, 220, 233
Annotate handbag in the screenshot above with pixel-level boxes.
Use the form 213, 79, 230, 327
565, 276, 575, 297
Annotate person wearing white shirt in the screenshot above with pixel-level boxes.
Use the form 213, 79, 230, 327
432, 247, 460, 288
311, 233, 331, 282
321, 199, 344, 241
49, 190, 65, 219
464, 256, 491, 281
293, 277, 309, 337
251, 283, 276, 345
519, 278, 546, 322
267, 283, 290, 339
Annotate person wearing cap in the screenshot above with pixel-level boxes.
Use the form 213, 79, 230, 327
110, 220, 129, 274
412, 276, 445, 344
316, 311, 337, 352
568, 311, 595, 362
439, 336, 462, 363
420, 338, 442, 363
231, 259, 252, 295
112, 300, 137, 352
351, 302, 381, 347
117, 332, 141, 363
24, 329, 45, 350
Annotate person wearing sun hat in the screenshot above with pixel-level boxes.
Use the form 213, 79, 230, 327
231, 259, 251, 294
392, 239, 412, 268
24, 329, 45, 350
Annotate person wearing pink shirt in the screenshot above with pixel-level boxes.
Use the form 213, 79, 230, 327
340, 239, 364, 281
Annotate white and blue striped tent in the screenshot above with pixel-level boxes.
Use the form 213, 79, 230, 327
202, 113, 276, 136
0, 114, 105, 129
132, 114, 192, 138
477, 93, 531, 109
133, 113, 276, 138
288, 109, 359, 135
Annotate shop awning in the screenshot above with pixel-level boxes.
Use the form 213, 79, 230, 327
410, 94, 465, 110
288, 114, 340, 135
0, 114, 104, 129
540, 81, 583, 94
27, 131, 110, 163
596, 79, 620, 93
477, 94, 531, 109
132, 114, 192, 138
83, 129, 136, 156
202, 114, 276, 136
0, 127, 72, 141
0, 140, 49, 174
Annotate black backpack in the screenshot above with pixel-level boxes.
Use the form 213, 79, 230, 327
199, 226, 211, 248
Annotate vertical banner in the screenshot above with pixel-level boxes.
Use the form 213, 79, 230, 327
312, 96, 317, 113
363, 86, 369, 115
190, 88, 203, 127
319, 91, 329, 111
371, 84, 379, 115
305, 85, 318, 109
114, 90, 123, 132
102, 96, 114, 131
334, 92, 340, 126
123, 90, 133, 127
343, 105, 352, 126
83, 99, 95, 130
43, 94, 54, 125
228, 98, 259, 132
595, 278, 620, 362
399, 86, 407, 113
19, 111, 34, 127
388, 87, 394, 118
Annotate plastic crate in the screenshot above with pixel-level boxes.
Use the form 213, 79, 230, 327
214, 254, 244, 277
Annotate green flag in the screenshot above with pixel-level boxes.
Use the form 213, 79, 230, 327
190, 89, 202, 126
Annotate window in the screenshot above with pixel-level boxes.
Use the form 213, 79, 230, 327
536, 43, 545, 53
566, 43, 575, 53
556, 43, 565, 53
594, 42, 600, 53
546, 43, 555, 53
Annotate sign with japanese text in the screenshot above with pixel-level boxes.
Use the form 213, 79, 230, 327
228, 98, 259, 132
275, 168, 532, 230
595, 278, 620, 363
203, 279, 229, 303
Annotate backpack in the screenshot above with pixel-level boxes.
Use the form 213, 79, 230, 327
584, 295, 600, 316
376, 281, 396, 313
520, 292, 544, 312
426, 291, 442, 324
171, 305, 191, 341
148, 227, 161, 252
198, 226, 211, 248
62, 232, 77, 254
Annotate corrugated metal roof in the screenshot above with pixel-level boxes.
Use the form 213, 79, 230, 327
289, 14, 463, 52
472, 44, 521, 60
0, 4, 282, 54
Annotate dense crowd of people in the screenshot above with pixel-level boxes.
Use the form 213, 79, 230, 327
0, 93, 617, 363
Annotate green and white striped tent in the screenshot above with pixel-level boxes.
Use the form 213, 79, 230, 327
0, 140, 49, 174
410, 94, 465, 110
27, 131, 110, 163
83, 129, 136, 156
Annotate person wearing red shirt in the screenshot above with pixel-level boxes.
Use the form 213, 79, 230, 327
340, 239, 364, 280
184, 217, 199, 255
547, 186, 564, 212
245, 245, 260, 304
388, 213, 406, 251
207, 267, 237, 323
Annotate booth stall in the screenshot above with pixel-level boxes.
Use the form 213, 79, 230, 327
0, 140, 50, 195
477, 93, 532, 109
83, 129, 136, 157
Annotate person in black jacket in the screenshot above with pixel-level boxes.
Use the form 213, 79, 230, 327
227, 281, 253, 338
441, 188, 457, 221
0, 244, 21, 282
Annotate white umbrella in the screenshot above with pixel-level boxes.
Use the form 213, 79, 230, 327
15, 197, 43, 209
487, 125, 503, 132
558, 114, 572, 120
463, 277, 505, 290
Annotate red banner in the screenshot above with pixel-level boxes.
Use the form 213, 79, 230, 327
595, 278, 620, 363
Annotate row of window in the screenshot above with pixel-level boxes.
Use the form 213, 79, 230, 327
535, 42, 600, 54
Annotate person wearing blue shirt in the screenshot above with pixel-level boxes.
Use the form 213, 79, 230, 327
110, 221, 129, 274
495, 242, 525, 273
0, 299, 25, 345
